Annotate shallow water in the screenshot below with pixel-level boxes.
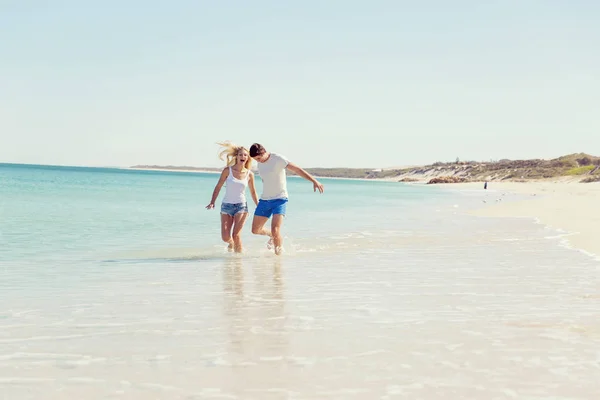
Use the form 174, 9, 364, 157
2, 164, 599, 399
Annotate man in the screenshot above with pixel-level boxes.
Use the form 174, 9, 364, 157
249, 143, 324, 255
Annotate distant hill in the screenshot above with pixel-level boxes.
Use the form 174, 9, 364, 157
384, 153, 600, 183
130, 153, 600, 183
292, 153, 600, 182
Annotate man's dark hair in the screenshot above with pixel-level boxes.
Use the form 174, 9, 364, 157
249, 143, 266, 157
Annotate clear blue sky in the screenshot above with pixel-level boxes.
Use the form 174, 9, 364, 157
2, 1, 599, 168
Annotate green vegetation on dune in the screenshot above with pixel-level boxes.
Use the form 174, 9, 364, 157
565, 165, 595, 175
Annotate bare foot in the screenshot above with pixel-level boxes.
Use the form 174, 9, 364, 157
266, 237, 274, 250
227, 242, 234, 252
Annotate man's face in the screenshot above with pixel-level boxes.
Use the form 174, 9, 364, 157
252, 152, 268, 163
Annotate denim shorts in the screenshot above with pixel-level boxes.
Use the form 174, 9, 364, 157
254, 198, 288, 218
221, 202, 248, 216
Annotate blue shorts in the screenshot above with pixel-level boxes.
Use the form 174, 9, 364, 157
221, 202, 248, 216
254, 198, 288, 218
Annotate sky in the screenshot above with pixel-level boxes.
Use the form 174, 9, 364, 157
1, 1, 599, 169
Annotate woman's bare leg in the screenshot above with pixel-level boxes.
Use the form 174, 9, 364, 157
232, 212, 248, 253
221, 214, 234, 251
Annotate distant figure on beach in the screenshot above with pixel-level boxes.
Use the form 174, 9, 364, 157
249, 143, 324, 255
484, 181, 488, 190
206, 142, 259, 253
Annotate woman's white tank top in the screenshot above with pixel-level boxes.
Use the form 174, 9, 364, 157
222, 167, 249, 204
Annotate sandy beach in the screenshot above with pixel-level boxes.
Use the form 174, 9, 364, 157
446, 178, 600, 259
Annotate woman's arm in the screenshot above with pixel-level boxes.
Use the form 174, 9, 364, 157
206, 168, 229, 209
248, 171, 259, 206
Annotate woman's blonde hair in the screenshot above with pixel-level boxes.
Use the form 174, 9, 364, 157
217, 141, 252, 170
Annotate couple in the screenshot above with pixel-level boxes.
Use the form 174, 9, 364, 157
206, 142, 324, 255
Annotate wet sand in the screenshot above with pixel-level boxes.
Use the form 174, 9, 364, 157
452, 179, 600, 258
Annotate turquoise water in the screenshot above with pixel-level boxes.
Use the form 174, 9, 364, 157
1, 163, 459, 264
2, 163, 600, 399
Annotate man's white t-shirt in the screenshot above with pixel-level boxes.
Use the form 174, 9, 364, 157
257, 153, 289, 200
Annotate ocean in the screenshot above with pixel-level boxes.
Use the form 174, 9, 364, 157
1, 163, 599, 399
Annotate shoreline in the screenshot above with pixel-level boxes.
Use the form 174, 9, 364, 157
126, 167, 221, 174
443, 179, 600, 260
126, 166, 599, 259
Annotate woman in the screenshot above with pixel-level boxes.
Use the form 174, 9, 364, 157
206, 142, 259, 253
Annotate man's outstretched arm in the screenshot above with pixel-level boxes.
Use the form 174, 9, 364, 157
286, 162, 324, 193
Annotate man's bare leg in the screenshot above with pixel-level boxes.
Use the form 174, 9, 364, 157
252, 215, 273, 247
271, 214, 285, 255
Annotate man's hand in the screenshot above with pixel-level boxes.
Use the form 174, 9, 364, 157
313, 180, 324, 193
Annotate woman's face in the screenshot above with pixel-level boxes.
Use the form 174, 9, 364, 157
236, 149, 249, 166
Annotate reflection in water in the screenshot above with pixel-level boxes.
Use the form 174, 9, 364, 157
221, 256, 247, 360
222, 256, 245, 313
221, 256, 287, 365
251, 256, 287, 359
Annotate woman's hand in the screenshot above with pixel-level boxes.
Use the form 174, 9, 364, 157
206, 202, 215, 210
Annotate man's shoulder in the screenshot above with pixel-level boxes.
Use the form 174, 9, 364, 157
271, 153, 289, 164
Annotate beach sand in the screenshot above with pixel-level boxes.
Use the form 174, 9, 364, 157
448, 179, 600, 258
